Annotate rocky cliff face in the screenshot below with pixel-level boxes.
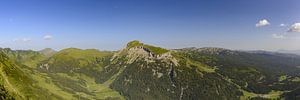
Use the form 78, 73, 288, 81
111, 45, 178, 66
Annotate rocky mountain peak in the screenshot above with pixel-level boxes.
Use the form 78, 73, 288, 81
111, 41, 178, 65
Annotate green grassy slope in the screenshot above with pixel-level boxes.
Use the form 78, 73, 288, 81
36, 48, 125, 99
0, 51, 63, 99
1, 48, 125, 100
0, 48, 47, 68
39, 48, 57, 57
40, 48, 113, 77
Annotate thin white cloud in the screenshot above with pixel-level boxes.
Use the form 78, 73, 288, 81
288, 23, 300, 32
22, 38, 31, 42
279, 24, 287, 27
256, 19, 270, 27
272, 34, 286, 39
13, 38, 31, 42
13, 38, 19, 42
43, 35, 53, 40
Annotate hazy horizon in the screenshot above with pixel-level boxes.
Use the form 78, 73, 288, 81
3, 39, 300, 53
0, 0, 300, 51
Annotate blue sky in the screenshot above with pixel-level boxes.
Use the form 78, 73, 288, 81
0, 0, 299, 51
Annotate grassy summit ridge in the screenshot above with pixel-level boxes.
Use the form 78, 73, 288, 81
127, 40, 169, 55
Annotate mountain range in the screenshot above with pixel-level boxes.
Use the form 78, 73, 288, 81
277, 50, 300, 56
0, 40, 299, 100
